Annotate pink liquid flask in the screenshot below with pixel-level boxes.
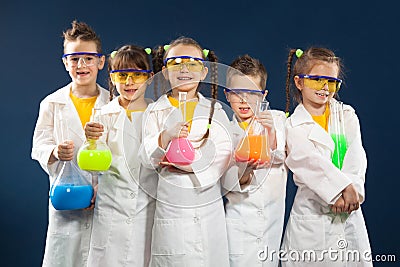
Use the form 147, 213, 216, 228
165, 92, 195, 165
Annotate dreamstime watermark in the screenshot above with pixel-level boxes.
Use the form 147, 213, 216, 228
257, 239, 396, 263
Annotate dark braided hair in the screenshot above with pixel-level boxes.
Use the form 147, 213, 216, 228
285, 47, 344, 115
153, 37, 219, 144
107, 44, 152, 101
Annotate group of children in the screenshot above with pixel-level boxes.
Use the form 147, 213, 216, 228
31, 20, 372, 267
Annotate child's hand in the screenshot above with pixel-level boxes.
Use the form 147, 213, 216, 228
85, 122, 104, 140
84, 184, 97, 210
342, 184, 360, 213
159, 161, 193, 173
331, 196, 345, 214
256, 110, 274, 131
52, 140, 74, 161
159, 122, 189, 149
246, 158, 271, 170
256, 110, 277, 150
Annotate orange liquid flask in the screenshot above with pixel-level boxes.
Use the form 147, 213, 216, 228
235, 100, 271, 164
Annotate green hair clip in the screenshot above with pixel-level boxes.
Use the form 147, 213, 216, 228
207, 123, 211, 129
285, 112, 290, 118
295, 49, 303, 58
163, 45, 170, 51
203, 49, 209, 58
144, 48, 152, 55
110, 50, 118, 59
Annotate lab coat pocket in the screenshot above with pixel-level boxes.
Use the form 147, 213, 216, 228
288, 215, 325, 250
91, 209, 113, 248
151, 218, 185, 255
226, 218, 244, 255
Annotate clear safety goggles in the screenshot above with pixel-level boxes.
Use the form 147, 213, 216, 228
297, 74, 342, 93
62, 52, 103, 67
225, 88, 266, 104
164, 56, 205, 72
110, 69, 151, 84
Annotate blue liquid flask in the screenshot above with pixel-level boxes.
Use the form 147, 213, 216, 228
50, 161, 93, 210
49, 108, 94, 210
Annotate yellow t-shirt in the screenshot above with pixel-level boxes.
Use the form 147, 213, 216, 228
311, 104, 330, 132
70, 91, 97, 128
126, 109, 146, 121
168, 95, 198, 132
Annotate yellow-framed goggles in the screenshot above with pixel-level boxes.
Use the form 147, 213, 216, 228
110, 69, 151, 84
298, 74, 342, 93
164, 56, 205, 72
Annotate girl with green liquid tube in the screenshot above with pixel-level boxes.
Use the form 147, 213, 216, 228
281, 47, 372, 267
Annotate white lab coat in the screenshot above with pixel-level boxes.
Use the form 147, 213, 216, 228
31, 83, 109, 267
87, 97, 157, 267
281, 100, 372, 267
140, 93, 234, 267
224, 110, 288, 267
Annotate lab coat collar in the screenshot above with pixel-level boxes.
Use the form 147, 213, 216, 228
47, 83, 109, 142
47, 83, 109, 105
291, 104, 334, 152
229, 115, 245, 137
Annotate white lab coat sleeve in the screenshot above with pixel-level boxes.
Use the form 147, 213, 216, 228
139, 107, 166, 170
285, 124, 352, 205
191, 108, 234, 188
341, 109, 367, 203
270, 110, 287, 165
31, 99, 58, 177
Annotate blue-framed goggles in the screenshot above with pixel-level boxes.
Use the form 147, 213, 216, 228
62, 52, 103, 67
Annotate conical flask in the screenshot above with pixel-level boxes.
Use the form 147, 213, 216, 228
234, 100, 271, 164
49, 109, 94, 210
165, 92, 195, 165
329, 101, 348, 169
77, 108, 112, 171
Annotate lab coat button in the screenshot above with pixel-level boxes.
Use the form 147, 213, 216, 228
85, 223, 90, 229
256, 238, 262, 244
130, 192, 136, 199
257, 210, 263, 216
126, 217, 133, 224
193, 217, 199, 223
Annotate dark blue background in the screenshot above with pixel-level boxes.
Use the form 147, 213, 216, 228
1, 0, 398, 266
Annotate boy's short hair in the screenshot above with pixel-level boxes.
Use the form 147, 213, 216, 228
227, 54, 267, 89
63, 20, 102, 53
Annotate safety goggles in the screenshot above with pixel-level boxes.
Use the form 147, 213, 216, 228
164, 56, 205, 72
62, 52, 103, 67
110, 69, 151, 84
225, 88, 266, 103
297, 75, 342, 93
